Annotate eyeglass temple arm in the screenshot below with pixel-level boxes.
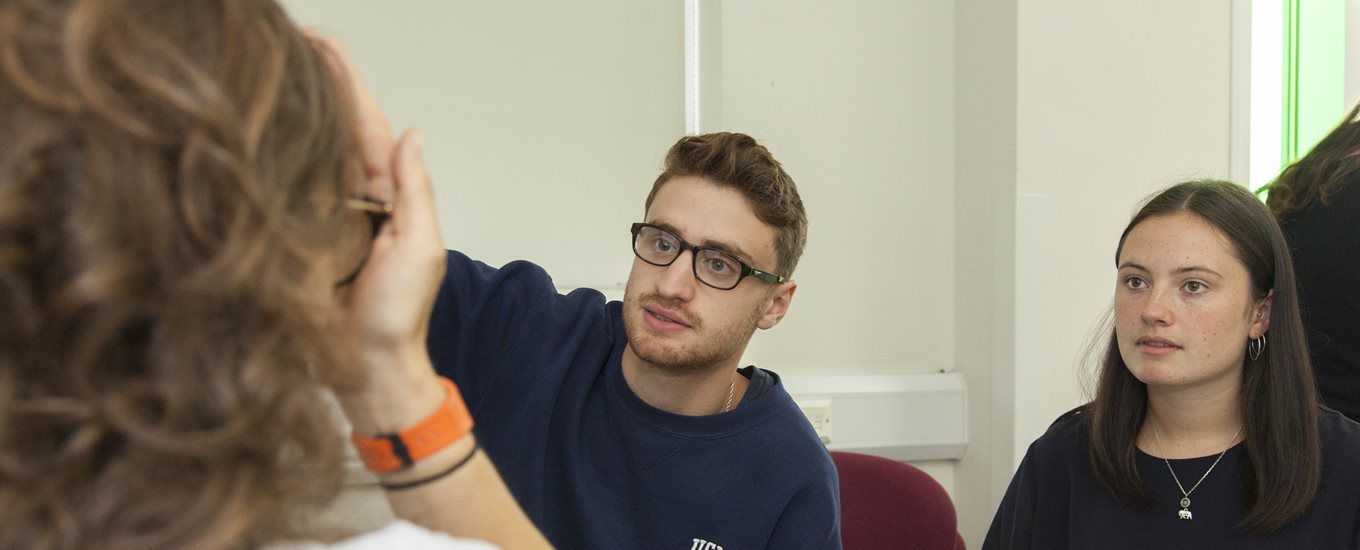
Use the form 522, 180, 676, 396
747, 267, 786, 284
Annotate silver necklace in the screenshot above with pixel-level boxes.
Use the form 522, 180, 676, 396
1151, 422, 1242, 520
720, 377, 735, 413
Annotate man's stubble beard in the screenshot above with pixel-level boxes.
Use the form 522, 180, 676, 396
622, 288, 766, 374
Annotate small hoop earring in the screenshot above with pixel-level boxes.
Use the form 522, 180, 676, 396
1248, 333, 1267, 361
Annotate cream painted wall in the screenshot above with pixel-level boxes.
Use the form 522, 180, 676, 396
282, 0, 683, 288
1009, 0, 1234, 461
282, 0, 958, 378
954, 1, 1019, 545
717, 0, 957, 376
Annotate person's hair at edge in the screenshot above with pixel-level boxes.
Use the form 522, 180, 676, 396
1085, 179, 1319, 536
645, 132, 809, 278
0, 0, 364, 547
1261, 102, 1360, 220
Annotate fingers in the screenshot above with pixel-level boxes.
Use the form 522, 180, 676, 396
391, 129, 445, 251
308, 36, 440, 253
312, 36, 397, 201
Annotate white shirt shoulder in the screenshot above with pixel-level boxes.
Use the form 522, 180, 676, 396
267, 520, 499, 550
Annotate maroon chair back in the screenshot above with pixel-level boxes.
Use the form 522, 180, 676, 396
832, 451, 965, 550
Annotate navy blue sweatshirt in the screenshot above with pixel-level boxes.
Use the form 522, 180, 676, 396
427, 251, 841, 549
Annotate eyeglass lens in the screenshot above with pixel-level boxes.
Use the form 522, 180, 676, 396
633, 225, 745, 290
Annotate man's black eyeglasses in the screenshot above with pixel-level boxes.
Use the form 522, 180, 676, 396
630, 222, 786, 291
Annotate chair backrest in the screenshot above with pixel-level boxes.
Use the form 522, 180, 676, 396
831, 451, 965, 550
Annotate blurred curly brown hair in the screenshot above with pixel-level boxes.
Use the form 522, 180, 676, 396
0, 0, 366, 547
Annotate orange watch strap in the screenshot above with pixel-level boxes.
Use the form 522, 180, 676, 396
351, 376, 474, 473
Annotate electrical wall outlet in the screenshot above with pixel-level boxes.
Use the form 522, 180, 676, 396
797, 398, 833, 445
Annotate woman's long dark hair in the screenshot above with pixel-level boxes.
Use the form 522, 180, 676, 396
1087, 180, 1319, 535
1263, 102, 1360, 220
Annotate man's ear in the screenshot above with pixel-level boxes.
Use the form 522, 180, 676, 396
757, 280, 797, 330
1250, 289, 1273, 338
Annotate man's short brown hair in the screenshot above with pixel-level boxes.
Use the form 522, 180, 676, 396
645, 132, 808, 277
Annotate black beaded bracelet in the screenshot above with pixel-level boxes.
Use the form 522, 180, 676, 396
380, 441, 480, 491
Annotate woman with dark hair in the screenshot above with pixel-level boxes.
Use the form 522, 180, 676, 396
983, 180, 1360, 548
0, 0, 547, 547
1261, 104, 1360, 424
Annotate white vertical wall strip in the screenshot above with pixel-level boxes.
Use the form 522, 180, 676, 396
683, 0, 722, 135
1347, 0, 1360, 109
1229, 0, 1252, 186
684, 0, 701, 135
1249, 0, 1285, 190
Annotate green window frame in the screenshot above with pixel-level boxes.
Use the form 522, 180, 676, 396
1276, 0, 1346, 186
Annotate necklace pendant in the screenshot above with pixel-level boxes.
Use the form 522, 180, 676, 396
1178, 508, 1192, 520
1180, 497, 1191, 508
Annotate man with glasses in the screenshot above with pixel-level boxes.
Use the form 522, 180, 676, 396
426, 132, 839, 549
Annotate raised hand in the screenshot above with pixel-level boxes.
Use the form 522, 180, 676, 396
314, 36, 447, 431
